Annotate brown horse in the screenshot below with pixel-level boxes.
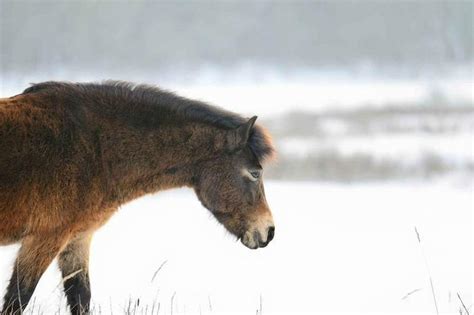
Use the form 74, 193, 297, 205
0, 81, 275, 314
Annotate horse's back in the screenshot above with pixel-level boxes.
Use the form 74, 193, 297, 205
0, 93, 103, 240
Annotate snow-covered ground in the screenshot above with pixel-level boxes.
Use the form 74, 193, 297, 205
0, 181, 471, 314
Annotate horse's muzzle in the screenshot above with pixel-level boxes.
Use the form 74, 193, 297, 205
241, 225, 275, 249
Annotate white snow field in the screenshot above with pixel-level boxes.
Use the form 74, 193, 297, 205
0, 180, 471, 314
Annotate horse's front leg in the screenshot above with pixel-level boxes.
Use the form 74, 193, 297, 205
1, 233, 69, 314
58, 232, 93, 315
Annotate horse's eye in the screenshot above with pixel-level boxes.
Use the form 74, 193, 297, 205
242, 168, 262, 181
249, 170, 261, 180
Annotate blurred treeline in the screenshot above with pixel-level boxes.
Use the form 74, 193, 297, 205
265, 99, 474, 182
1, 1, 472, 78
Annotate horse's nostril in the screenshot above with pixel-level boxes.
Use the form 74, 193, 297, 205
267, 226, 275, 243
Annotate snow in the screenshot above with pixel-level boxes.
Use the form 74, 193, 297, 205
0, 181, 471, 314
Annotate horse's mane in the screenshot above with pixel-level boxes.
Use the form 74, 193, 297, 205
23, 81, 275, 163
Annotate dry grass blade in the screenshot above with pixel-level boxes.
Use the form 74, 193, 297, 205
61, 269, 83, 284
208, 295, 213, 312
414, 226, 439, 315
428, 277, 439, 315
151, 260, 168, 283
110, 297, 114, 315
16, 260, 23, 311
414, 227, 421, 243
170, 292, 176, 315
401, 288, 422, 300
457, 292, 470, 315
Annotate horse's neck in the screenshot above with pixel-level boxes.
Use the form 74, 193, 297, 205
99, 119, 222, 204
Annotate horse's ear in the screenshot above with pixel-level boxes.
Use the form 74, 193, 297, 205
227, 116, 257, 150
238, 116, 257, 143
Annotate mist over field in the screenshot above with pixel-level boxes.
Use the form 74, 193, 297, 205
0, 1, 472, 314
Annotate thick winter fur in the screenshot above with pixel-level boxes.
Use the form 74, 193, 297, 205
0, 81, 275, 314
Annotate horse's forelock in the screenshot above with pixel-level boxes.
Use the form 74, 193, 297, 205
249, 125, 276, 164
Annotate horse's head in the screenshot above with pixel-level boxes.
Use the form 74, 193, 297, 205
193, 117, 275, 249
